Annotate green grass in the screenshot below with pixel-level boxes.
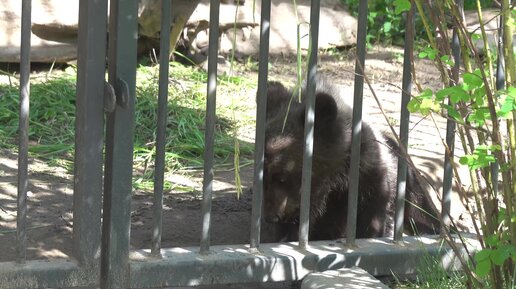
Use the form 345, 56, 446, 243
392, 253, 468, 289
0, 61, 256, 191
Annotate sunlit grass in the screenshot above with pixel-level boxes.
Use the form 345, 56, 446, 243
0, 61, 257, 192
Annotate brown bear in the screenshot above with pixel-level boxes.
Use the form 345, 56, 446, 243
261, 78, 440, 241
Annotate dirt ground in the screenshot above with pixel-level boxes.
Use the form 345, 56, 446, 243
0, 46, 474, 284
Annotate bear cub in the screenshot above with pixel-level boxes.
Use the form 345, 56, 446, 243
262, 78, 440, 241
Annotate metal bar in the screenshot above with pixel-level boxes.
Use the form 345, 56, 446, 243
442, 0, 464, 230
394, 3, 415, 242
128, 234, 479, 288
250, 0, 272, 249
200, 0, 220, 254
298, 0, 321, 249
0, 260, 97, 289
101, 0, 138, 287
151, 0, 172, 257
73, 0, 108, 267
16, 0, 31, 264
491, 5, 505, 199
346, 0, 368, 245
495, 6, 505, 91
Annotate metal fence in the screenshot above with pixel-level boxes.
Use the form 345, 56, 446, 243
0, 0, 475, 288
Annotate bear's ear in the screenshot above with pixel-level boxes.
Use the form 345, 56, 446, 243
297, 91, 338, 130
262, 81, 291, 118
315, 92, 338, 125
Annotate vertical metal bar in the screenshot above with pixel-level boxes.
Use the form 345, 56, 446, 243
17, 0, 31, 264
298, 0, 321, 249
200, 0, 220, 254
346, 0, 368, 245
250, 0, 272, 250
73, 0, 108, 267
491, 6, 505, 198
442, 0, 463, 230
495, 12, 505, 91
151, 0, 171, 257
394, 2, 415, 242
101, 0, 138, 287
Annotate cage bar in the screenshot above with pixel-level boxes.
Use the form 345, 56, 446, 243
346, 0, 368, 245
495, 11, 505, 91
152, 0, 172, 257
73, 0, 108, 267
442, 0, 464, 229
101, 0, 138, 287
16, 0, 31, 264
298, 0, 321, 249
491, 5, 505, 199
200, 0, 220, 254
250, 0, 272, 249
394, 3, 415, 242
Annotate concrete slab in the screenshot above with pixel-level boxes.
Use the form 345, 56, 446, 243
302, 267, 390, 289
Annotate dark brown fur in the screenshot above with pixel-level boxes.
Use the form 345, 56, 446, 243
261, 79, 440, 241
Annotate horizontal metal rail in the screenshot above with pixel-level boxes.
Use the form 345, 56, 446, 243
0, 260, 97, 289
128, 234, 479, 288
0, 234, 480, 288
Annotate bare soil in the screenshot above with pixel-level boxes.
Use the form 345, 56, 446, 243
0, 46, 473, 282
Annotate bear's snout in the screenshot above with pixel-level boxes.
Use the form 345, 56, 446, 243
265, 214, 280, 223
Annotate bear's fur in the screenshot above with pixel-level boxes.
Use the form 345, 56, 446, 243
261, 79, 440, 241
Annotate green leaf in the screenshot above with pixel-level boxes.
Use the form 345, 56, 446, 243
467, 107, 490, 127
497, 94, 515, 118
463, 70, 484, 90
408, 89, 435, 114
474, 249, 493, 278
475, 249, 492, 262
445, 105, 462, 123
436, 86, 470, 103
492, 246, 512, 265
485, 235, 499, 247
407, 99, 420, 113
508, 86, 516, 97
460, 145, 499, 169
419, 88, 434, 99
459, 155, 475, 166
490, 144, 502, 151
472, 86, 487, 106
419, 47, 437, 60
420, 98, 439, 115
383, 22, 392, 33
418, 51, 428, 58
440, 55, 454, 66
475, 259, 491, 277
471, 33, 482, 41
394, 0, 411, 14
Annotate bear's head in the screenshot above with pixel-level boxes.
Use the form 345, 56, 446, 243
262, 81, 349, 225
